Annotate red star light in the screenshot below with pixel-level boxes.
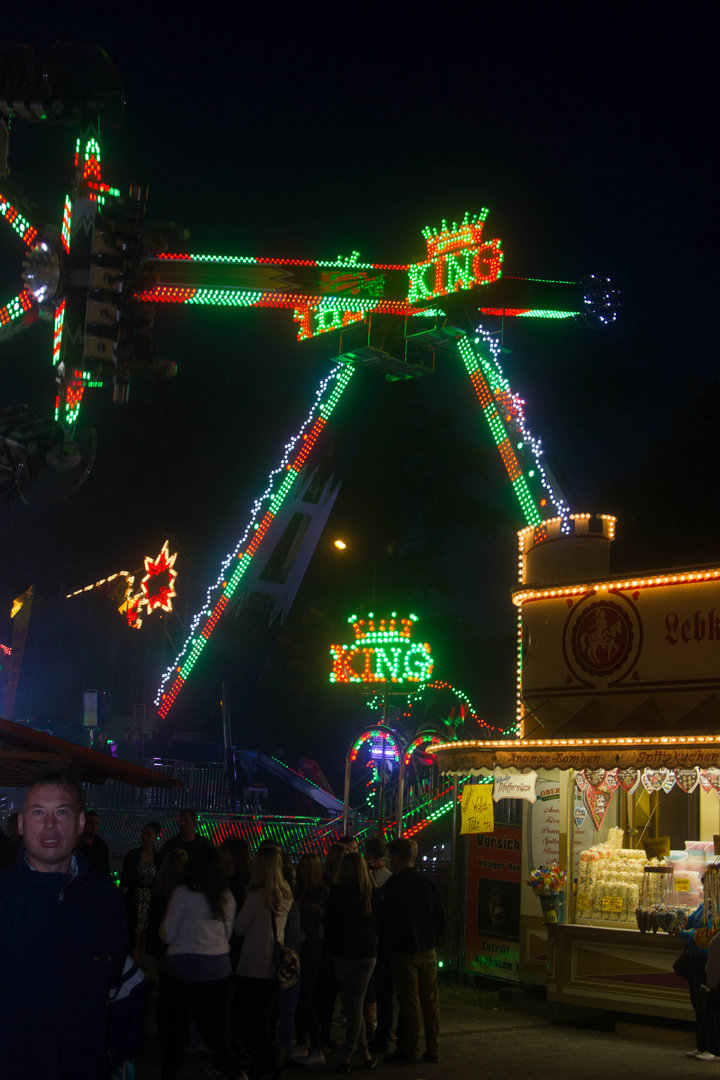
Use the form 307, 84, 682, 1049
140, 540, 178, 614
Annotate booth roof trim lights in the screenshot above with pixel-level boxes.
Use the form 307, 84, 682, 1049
433, 735, 720, 775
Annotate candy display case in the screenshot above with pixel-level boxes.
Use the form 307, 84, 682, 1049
634, 864, 683, 933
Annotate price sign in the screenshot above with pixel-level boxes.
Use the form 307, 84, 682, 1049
461, 784, 495, 834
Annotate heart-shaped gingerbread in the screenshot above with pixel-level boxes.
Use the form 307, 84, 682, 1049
641, 768, 669, 794
699, 771, 713, 794
616, 767, 640, 794
584, 781, 615, 831
675, 767, 700, 794
605, 769, 620, 792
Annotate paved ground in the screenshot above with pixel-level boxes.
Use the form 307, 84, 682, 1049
133, 986, 704, 1080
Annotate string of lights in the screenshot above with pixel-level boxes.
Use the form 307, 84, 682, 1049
0, 289, 34, 329
458, 330, 571, 527
155, 362, 357, 717
0, 190, 38, 247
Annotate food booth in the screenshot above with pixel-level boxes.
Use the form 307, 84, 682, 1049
434, 514, 720, 1019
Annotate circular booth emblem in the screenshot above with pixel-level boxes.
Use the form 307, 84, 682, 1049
567, 597, 639, 680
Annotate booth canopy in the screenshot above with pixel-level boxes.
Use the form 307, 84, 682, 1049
0, 717, 181, 788
434, 734, 720, 775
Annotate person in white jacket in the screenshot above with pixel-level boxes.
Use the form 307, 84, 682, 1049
235, 844, 293, 1079
158, 845, 242, 1080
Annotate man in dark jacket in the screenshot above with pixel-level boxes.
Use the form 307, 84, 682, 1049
0, 766, 129, 1080
158, 806, 210, 863
78, 808, 112, 878
381, 837, 445, 1064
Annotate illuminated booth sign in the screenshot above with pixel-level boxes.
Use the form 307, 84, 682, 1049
515, 525, 720, 738
330, 612, 434, 685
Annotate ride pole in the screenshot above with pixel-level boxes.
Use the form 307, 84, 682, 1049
342, 750, 352, 835
397, 751, 405, 838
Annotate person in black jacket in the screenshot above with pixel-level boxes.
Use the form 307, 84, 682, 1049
159, 807, 211, 864
120, 820, 162, 961
0, 766, 129, 1080
324, 852, 382, 1072
381, 838, 445, 1065
78, 809, 112, 879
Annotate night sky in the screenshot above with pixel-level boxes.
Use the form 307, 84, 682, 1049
0, 9, 716, 767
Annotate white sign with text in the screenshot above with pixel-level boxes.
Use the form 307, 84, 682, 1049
493, 769, 537, 803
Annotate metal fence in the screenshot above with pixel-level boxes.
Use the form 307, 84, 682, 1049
82, 760, 230, 812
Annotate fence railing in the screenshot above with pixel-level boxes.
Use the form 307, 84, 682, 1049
78, 759, 459, 855
83, 760, 231, 813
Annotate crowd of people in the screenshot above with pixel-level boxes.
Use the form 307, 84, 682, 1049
0, 769, 446, 1080
140, 819, 446, 1080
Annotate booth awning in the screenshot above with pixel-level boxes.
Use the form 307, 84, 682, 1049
434, 734, 720, 775
0, 717, 181, 788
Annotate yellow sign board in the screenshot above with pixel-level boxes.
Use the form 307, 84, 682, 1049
461, 785, 495, 834
643, 836, 671, 859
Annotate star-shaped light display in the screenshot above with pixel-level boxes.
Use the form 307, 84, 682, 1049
140, 541, 178, 614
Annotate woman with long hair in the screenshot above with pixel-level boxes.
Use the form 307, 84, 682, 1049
221, 835, 254, 1038
146, 848, 188, 959
235, 845, 294, 1080
316, 843, 350, 1049
323, 842, 349, 886
158, 845, 242, 1080
324, 853, 382, 1072
221, 835, 253, 907
292, 853, 328, 1065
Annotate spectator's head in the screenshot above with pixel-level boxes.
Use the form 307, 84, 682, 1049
364, 836, 387, 862
339, 834, 359, 854
388, 837, 416, 870
250, 845, 291, 911
142, 821, 161, 845
19, 767, 85, 874
154, 848, 188, 896
83, 810, 100, 838
220, 836, 252, 878
257, 839, 282, 853
296, 852, 323, 896
184, 845, 228, 919
177, 808, 198, 841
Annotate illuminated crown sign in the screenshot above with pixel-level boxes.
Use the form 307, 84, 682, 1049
408, 210, 504, 305
351, 614, 415, 641
330, 611, 434, 685
422, 211, 489, 259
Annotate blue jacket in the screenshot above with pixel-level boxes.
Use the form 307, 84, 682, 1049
0, 847, 128, 1079
679, 902, 712, 957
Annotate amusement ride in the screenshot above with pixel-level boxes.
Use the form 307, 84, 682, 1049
0, 41, 620, 847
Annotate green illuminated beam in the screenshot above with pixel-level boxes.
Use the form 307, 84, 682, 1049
457, 336, 542, 527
